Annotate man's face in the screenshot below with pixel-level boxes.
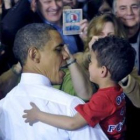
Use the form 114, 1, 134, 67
38, 0, 63, 24
115, 0, 140, 28
39, 30, 68, 84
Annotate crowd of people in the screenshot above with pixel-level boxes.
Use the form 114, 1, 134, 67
0, 0, 140, 140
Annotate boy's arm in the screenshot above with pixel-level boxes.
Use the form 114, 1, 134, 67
65, 46, 93, 101
23, 102, 87, 130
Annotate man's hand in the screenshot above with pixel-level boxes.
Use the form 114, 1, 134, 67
22, 102, 40, 126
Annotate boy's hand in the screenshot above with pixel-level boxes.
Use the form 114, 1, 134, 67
64, 45, 75, 63
88, 36, 99, 51
23, 102, 40, 126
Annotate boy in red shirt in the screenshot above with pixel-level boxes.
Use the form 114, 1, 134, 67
23, 36, 136, 140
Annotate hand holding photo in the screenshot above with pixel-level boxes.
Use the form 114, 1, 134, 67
63, 9, 82, 35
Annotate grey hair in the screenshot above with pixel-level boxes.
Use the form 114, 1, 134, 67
113, 0, 140, 14
13, 23, 56, 66
112, 0, 117, 14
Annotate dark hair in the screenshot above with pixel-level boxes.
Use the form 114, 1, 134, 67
83, 0, 112, 21
83, 0, 104, 21
92, 36, 136, 82
13, 23, 56, 66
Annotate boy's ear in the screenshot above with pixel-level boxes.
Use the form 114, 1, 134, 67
28, 47, 40, 63
100, 66, 108, 78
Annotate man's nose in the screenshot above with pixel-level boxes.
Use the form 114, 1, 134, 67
51, 1, 58, 9
62, 50, 69, 60
127, 7, 133, 15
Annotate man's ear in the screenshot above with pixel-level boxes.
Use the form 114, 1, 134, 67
28, 47, 40, 63
100, 66, 108, 78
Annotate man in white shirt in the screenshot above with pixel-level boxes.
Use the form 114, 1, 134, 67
0, 23, 108, 140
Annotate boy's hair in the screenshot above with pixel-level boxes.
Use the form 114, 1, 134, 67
92, 36, 136, 82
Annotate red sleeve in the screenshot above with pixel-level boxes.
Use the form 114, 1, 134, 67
75, 93, 115, 127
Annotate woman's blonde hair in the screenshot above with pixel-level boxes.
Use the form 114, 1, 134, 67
85, 14, 127, 50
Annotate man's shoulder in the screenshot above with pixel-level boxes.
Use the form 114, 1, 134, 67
47, 87, 85, 106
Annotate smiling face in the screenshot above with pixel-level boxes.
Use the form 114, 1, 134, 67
39, 30, 69, 84
115, 0, 140, 28
38, 0, 63, 24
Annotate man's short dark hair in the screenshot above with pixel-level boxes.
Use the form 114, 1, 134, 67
13, 23, 56, 66
92, 36, 136, 82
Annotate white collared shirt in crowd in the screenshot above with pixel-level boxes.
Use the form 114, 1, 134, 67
0, 73, 108, 140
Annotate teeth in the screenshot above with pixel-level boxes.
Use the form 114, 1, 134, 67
125, 17, 134, 20
49, 11, 57, 14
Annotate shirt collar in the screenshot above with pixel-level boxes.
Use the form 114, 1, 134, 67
44, 19, 62, 32
20, 73, 52, 87
37, 10, 62, 31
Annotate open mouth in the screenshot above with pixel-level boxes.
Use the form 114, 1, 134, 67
59, 64, 68, 69
124, 16, 135, 20
59, 60, 67, 69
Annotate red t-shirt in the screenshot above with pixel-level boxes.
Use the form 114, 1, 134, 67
75, 86, 126, 140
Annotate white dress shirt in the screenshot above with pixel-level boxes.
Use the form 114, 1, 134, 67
0, 73, 108, 140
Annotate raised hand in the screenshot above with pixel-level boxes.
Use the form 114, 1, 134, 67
88, 36, 99, 51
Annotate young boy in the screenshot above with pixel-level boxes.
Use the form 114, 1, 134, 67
23, 36, 136, 140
